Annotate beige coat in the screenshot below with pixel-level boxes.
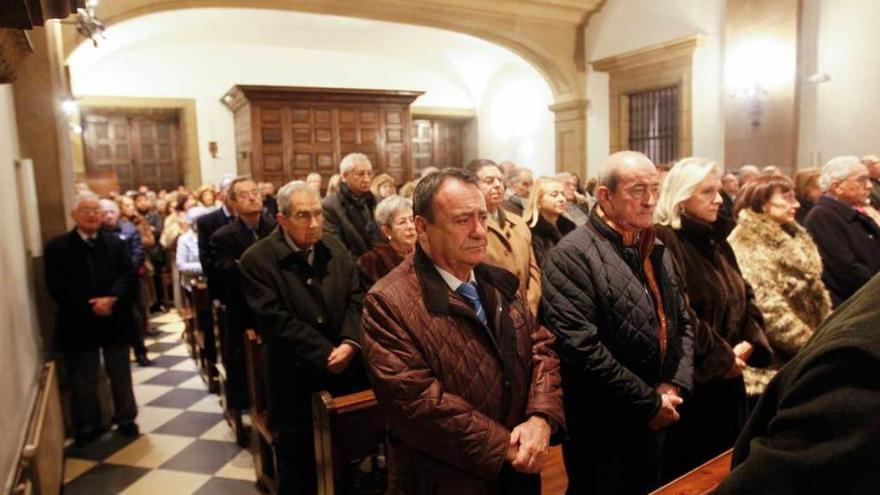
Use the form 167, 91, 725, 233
728, 209, 832, 395
485, 208, 541, 315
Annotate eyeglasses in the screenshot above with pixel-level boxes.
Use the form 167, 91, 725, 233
622, 184, 660, 200
288, 210, 323, 222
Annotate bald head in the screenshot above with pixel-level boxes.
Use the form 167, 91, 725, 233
599, 151, 656, 193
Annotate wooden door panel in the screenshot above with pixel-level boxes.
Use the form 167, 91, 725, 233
82, 110, 181, 192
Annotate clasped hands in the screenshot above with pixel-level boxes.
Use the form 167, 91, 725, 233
505, 415, 552, 474
723, 341, 754, 379
648, 382, 683, 431
89, 296, 116, 317
327, 342, 357, 374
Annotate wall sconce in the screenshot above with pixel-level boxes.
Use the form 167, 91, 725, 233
726, 38, 795, 128
208, 141, 218, 158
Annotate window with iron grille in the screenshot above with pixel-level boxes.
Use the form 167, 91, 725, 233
627, 86, 678, 165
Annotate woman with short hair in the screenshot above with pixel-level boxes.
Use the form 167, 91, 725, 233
728, 174, 832, 396
358, 195, 416, 286
523, 177, 576, 267
654, 157, 773, 480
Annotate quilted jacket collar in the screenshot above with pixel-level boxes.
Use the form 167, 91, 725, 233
592, 206, 657, 261
413, 243, 519, 316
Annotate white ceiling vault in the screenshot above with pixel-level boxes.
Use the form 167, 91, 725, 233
67, 8, 552, 109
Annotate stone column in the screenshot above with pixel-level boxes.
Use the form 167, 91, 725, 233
550, 98, 588, 177
13, 21, 75, 242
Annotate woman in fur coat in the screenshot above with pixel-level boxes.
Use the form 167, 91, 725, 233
728, 174, 832, 396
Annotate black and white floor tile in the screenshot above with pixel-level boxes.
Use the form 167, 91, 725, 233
62, 311, 261, 495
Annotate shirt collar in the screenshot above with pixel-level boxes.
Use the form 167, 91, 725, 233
76, 229, 97, 242
434, 264, 476, 292
282, 230, 315, 264
221, 204, 233, 218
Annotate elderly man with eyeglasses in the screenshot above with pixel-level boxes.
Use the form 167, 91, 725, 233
240, 180, 367, 494
804, 155, 880, 307
540, 151, 694, 494
45, 193, 140, 446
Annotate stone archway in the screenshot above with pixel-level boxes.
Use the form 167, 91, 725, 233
63, 0, 601, 174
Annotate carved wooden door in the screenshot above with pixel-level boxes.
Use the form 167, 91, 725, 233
410, 118, 465, 175
82, 110, 182, 192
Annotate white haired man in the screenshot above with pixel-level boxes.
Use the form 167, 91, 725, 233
322, 152, 383, 257
804, 155, 880, 307
45, 194, 140, 446
240, 181, 367, 493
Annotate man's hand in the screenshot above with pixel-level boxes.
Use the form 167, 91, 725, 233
89, 297, 116, 317
656, 382, 680, 398
508, 415, 551, 474
648, 393, 683, 431
327, 343, 357, 374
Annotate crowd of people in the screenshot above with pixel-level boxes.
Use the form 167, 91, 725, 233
45, 150, 880, 494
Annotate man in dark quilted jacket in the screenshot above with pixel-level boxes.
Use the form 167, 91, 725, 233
541, 151, 694, 495
361, 168, 565, 495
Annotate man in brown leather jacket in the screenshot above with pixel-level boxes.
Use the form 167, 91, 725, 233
361, 168, 565, 495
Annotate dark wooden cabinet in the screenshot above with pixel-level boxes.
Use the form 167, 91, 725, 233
222, 86, 423, 188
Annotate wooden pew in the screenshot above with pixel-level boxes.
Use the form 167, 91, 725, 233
312, 389, 385, 495
650, 449, 733, 495
191, 281, 219, 393
245, 329, 277, 494
213, 301, 248, 447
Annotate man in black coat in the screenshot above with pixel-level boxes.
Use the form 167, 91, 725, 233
210, 177, 276, 411
322, 152, 382, 257
197, 174, 236, 300
716, 273, 880, 495
240, 181, 366, 494
540, 151, 694, 495
45, 194, 140, 445
804, 156, 880, 307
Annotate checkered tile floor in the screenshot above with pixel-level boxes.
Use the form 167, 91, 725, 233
62, 311, 262, 495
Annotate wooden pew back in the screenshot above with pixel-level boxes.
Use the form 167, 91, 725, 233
312, 389, 385, 495
245, 329, 277, 494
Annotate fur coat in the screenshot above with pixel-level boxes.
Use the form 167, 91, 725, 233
728, 209, 832, 395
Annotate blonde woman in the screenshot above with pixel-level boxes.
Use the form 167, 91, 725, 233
523, 177, 576, 267
728, 174, 831, 396
325, 174, 341, 197
654, 157, 772, 480
196, 184, 216, 208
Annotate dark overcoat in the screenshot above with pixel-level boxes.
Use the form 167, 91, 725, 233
239, 229, 365, 433
45, 229, 136, 351
716, 273, 880, 495
804, 195, 880, 306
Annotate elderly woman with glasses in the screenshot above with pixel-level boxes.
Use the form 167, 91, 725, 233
358, 195, 417, 286
728, 174, 832, 397
653, 157, 773, 480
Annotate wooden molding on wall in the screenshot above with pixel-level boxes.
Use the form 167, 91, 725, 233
411, 106, 476, 120
0, 28, 34, 83
592, 35, 701, 161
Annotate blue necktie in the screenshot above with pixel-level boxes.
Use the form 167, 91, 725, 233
456, 282, 487, 325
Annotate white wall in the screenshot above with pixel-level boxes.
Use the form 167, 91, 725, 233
68, 9, 557, 184
798, 0, 880, 166
583, 0, 726, 176
0, 84, 43, 493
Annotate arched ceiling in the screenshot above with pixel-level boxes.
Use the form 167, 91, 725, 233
67, 8, 547, 107
62, 0, 605, 103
